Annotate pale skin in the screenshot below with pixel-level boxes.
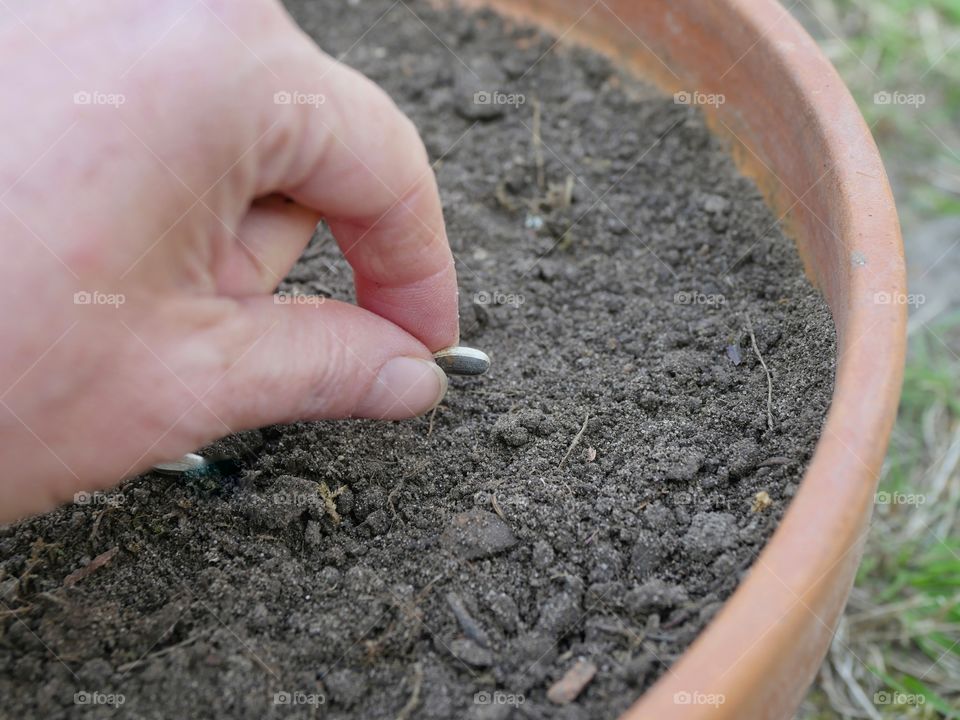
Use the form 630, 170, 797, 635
0, 0, 459, 521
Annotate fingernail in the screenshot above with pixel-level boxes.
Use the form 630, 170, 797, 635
356, 357, 448, 419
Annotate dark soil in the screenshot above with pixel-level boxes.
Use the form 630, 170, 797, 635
0, 1, 836, 718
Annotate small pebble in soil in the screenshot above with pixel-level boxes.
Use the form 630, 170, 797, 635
446, 592, 492, 648
548, 659, 599, 704
433, 346, 491, 376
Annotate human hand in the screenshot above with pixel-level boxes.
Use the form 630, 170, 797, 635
0, 0, 458, 521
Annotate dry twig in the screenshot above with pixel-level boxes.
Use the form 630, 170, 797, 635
532, 99, 545, 191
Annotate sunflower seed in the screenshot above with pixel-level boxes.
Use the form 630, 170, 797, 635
152, 453, 208, 475
433, 346, 490, 376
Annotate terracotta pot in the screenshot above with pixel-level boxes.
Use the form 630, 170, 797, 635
451, 0, 907, 717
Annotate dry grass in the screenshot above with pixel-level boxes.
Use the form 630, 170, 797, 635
790, 1, 960, 717
801, 327, 960, 718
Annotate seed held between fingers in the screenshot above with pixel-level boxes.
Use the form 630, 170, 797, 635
150, 350, 490, 477
433, 346, 490, 376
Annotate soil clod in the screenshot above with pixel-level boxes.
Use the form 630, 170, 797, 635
449, 638, 494, 668
441, 509, 517, 560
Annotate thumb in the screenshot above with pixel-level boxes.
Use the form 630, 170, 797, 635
195, 296, 448, 430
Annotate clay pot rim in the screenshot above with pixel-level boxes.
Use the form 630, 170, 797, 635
450, 0, 907, 717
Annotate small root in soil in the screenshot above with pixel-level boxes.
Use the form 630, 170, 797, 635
490, 493, 506, 521
746, 313, 775, 431
63, 546, 119, 588
395, 662, 424, 720
558, 413, 590, 469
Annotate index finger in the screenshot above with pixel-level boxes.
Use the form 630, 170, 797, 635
259, 35, 459, 351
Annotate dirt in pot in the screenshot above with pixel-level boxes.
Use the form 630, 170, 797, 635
0, 2, 836, 718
